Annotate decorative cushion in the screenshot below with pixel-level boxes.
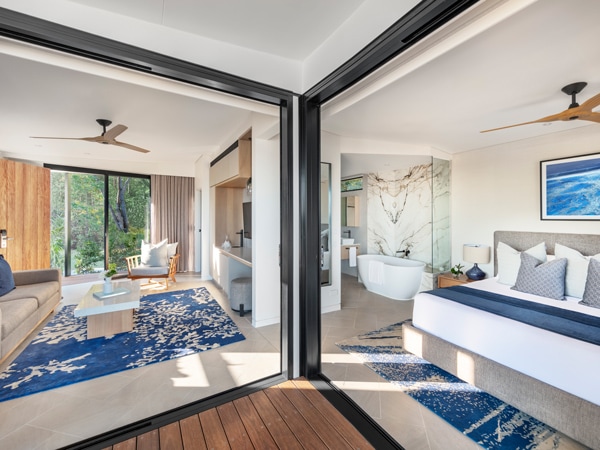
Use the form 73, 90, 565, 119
497, 241, 547, 286
512, 252, 567, 300
141, 239, 168, 267
555, 243, 600, 298
0, 255, 16, 297
580, 258, 600, 309
167, 242, 178, 259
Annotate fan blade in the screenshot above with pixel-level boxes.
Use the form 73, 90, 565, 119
112, 140, 151, 153
480, 111, 565, 133
30, 136, 98, 141
576, 111, 600, 124
579, 92, 600, 111
103, 124, 127, 141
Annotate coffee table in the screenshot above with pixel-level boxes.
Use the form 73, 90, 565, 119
74, 280, 141, 339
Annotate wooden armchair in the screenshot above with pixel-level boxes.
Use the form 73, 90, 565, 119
125, 254, 180, 289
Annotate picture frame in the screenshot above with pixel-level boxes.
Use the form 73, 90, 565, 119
341, 176, 363, 192
540, 152, 600, 220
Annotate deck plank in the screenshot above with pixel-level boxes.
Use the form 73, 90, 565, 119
263, 382, 329, 449
159, 422, 183, 450
217, 401, 255, 449
136, 429, 160, 450
291, 378, 375, 449
179, 415, 208, 450
101, 378, 375, 450
199, 408, 230, 450
277, 380, 354, 449
232, 396, 279, 449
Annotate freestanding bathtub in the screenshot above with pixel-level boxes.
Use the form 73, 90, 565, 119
357, 254, 425, 300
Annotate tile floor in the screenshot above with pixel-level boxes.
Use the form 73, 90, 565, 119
0, 274, 281, 450
321, 273, 585, 450
0, 272, 586, 450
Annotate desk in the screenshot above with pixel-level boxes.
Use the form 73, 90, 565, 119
214, 246, 252, 295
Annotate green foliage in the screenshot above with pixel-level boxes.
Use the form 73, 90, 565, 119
450, 263, 464, 277
74, 239, 102, 274
105, 263, 118, 278
50, 170, 150, 276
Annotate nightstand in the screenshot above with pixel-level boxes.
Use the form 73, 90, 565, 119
437, 272, 475, 288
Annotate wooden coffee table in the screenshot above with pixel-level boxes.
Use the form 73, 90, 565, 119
74, 280, 141, 339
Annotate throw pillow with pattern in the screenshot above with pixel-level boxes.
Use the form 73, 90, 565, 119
580, 258, 600, 309
512, 252, 567, 300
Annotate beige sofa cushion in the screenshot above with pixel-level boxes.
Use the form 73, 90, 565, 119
0, 298, 38, 339
0, 281, 60, 307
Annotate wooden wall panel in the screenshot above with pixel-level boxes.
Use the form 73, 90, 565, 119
0, 159, 50, 271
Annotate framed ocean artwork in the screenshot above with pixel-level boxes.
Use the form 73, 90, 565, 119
540, 153, 600, 220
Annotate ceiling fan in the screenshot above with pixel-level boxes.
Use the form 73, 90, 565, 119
31, 119, 151, 153
481, 82, 600, 133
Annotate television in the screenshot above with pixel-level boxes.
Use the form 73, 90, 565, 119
242, 202, 252, 239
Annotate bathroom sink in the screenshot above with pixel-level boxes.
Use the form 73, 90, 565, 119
341, 238, 354, 245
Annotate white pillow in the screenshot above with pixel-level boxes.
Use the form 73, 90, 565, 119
141, 238, 168, 267
167, 242, 178, 258
497, 241, 546, 286
555, 243, 600, 298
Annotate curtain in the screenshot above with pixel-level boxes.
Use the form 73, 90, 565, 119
150, 175, 195, 272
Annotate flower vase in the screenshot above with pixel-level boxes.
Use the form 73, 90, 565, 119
103, 277, 113, 294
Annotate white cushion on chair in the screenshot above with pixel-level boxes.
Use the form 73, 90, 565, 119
130, 265, 169, 276
167, 242, 178, 258
141, 239, 168, 266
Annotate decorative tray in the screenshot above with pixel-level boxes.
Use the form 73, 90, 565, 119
93, 287, 130, 300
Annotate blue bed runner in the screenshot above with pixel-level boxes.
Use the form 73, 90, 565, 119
428, 286, 600, 346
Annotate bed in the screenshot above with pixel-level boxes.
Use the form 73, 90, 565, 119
402, 231, 600, 449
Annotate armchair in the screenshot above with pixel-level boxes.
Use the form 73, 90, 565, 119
125, 254, 180, 289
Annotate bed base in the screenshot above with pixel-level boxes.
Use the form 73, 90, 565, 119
402, 322, 599, 449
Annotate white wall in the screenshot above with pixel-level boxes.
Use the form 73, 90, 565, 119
452, 126, 600, 277
251, 117, 281, 327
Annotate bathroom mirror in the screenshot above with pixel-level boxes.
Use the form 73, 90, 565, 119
320, 162, 331, 286
341, 195, 360, 227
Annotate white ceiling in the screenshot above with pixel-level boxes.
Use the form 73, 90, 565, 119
69, 0, 366, 60
1, 0, 600, 175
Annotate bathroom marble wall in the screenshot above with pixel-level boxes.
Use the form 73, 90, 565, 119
367, 159, 450, 276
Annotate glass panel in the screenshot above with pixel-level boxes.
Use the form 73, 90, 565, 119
432, 157, 451, 273
321, 162, 332, 286
50, 172, 66, 271
107, 176, 150, 272
68, 172, 105, 275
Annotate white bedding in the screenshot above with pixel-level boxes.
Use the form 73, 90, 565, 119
412, 277, 600, 406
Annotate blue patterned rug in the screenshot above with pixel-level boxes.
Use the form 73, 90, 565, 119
0, 287, 245, 402
337, 322, 572, 449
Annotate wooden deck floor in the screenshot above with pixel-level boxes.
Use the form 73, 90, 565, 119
102, 378, 375, 450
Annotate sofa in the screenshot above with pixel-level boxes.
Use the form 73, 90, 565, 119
0, 268, 62, 364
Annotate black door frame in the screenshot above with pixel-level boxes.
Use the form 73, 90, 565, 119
299, 0, 479, 447
0, 7, 295, 448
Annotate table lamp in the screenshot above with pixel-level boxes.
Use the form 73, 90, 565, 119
463, 244, 491, 280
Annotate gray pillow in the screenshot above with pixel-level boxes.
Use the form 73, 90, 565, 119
512, 252, 567, 300
580, 258, 600, 309
0, 254, 15, 297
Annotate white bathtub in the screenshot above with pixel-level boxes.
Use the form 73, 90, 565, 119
357, 254, 425, 300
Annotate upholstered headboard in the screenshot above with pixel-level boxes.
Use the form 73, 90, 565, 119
493, 230, 600, 275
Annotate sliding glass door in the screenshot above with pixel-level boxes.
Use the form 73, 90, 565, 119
49, 166, 150, 276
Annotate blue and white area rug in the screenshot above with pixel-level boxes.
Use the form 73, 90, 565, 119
337, 322, 574, 449
0, 287, 245, 402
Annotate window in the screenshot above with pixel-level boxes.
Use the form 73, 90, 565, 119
49, 166, 150, 276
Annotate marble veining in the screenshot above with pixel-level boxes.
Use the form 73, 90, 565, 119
367, 160, 450, 281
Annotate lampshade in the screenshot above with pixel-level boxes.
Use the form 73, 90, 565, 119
463, 244, 491, 264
